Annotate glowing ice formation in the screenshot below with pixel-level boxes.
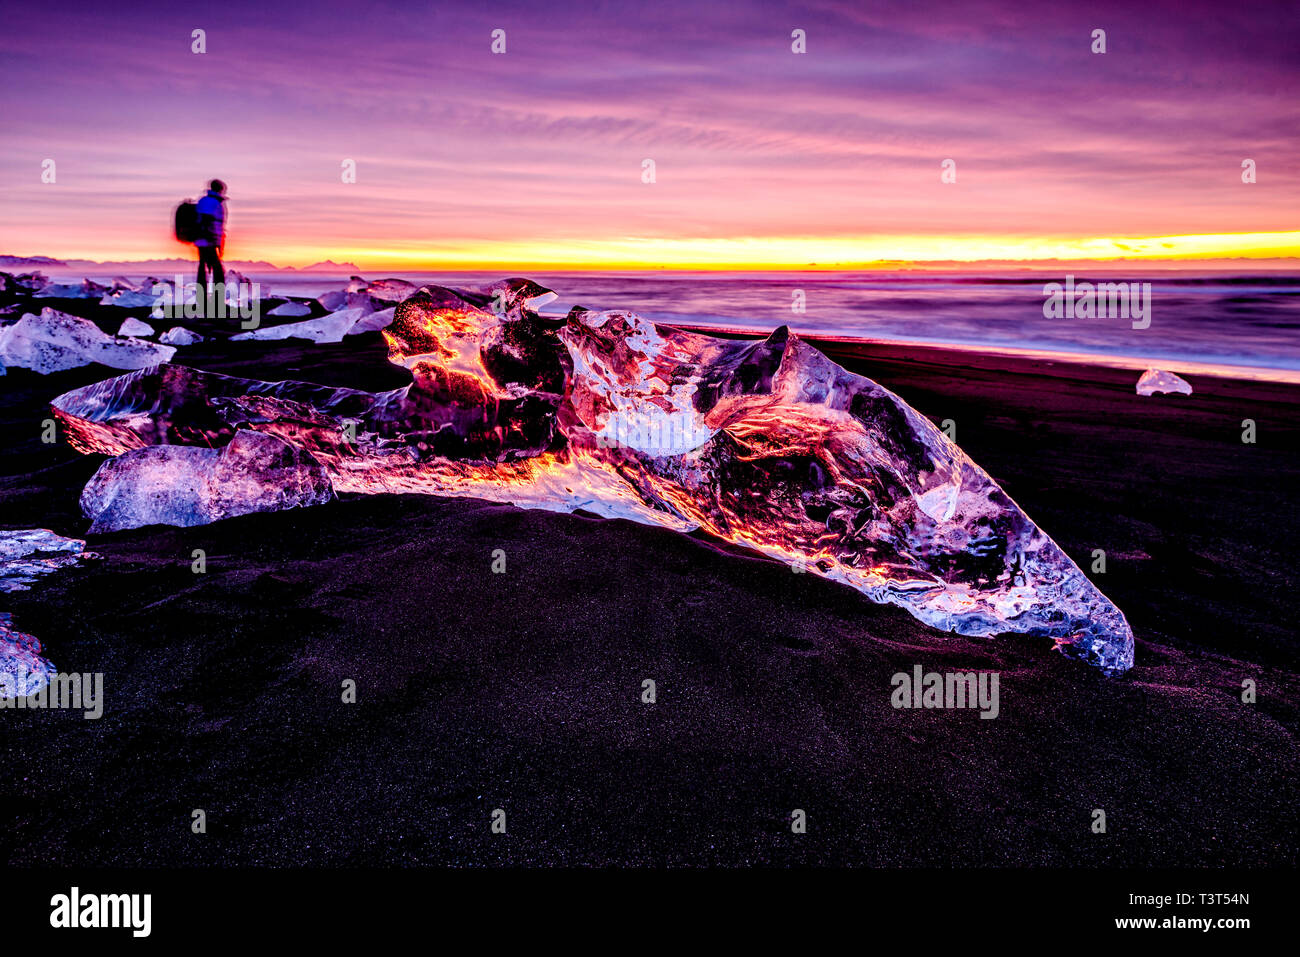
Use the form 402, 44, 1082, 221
52, 281, 1135, 672
1136, 369, 1192, 396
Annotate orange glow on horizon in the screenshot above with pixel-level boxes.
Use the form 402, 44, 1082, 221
208, 229, 1300, 272
22, 230, 1300, 274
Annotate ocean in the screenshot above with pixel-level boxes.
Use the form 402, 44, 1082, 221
80, 268, 1300, 377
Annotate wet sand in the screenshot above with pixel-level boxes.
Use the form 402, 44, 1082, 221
1, 295, 1296, 866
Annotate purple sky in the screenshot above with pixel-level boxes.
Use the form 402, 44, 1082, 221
2, 0, 1298, 267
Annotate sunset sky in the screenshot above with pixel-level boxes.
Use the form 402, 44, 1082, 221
2, 0, 1298, 269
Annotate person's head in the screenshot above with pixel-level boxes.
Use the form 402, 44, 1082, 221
208, 179, 227, 196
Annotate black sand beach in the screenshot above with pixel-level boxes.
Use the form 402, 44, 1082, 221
2, 294, 1297, 866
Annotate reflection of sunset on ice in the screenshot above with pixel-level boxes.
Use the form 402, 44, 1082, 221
53, 280, 1133, 672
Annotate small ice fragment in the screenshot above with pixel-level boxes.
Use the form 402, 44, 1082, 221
1136, 369, 1192, 396
107, 291, 159, 308
482, 278, 559, 312
159, 326, 204, 345
101, 278, 161, 308
268, 301, 313, 317
317, 289, 348, 311
117, 317, 156, 337
362, 278, 419, 302
1, 612, 56, 699
0, 270, 50, 294
34, 278, 108, 299
349, 306, 396, 334
1, 529, 89, 698
0, 528, 86, 593
232, 306, 366, 343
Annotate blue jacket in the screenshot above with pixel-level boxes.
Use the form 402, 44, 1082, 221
194, 190, 226, 247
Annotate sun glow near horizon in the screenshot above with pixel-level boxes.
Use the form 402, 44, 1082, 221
246, 230, 1300, 272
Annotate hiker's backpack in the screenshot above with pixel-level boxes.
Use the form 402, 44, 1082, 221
174, 200, 200, 243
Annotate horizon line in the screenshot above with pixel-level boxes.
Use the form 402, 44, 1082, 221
12, 255, 1300, 275
12, 229, 1300, 273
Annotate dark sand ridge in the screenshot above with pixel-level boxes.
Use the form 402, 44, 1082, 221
1, 294, 1296, 865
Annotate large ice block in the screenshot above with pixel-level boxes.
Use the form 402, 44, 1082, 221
52, 282, 1135, 671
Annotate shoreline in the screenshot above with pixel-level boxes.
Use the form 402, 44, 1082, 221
8, 267, 1298, 384
661, 321, 1300, 385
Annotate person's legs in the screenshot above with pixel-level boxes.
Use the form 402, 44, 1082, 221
196, 245, 209, 294
196, 246, 222, 313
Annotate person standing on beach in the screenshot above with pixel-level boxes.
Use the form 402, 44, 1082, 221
194, 179, 227, 298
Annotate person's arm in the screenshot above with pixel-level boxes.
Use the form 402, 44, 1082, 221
215, 202, 227, 255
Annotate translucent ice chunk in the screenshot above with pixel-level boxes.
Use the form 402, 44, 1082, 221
34, 278, 109, 299
0, 270, 50, 294
231, 306, 380, 343
79, 429, 335, 533
52, 283, 1135, 672
1136, 369, 1192, 396
316, 289, 349, 312
159, 326, 204, 346
0, 528, 87, 593
0, 612, 56, 699
363, 278, 419, 302
267, 301, 313, 317
117, 317, 156, 338
0, 308, 175, 374
101, 279, 163, 309
317, 279, 406, 315
0, 529, 88, 700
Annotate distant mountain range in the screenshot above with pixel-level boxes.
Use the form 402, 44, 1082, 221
0, 255, 363, 274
